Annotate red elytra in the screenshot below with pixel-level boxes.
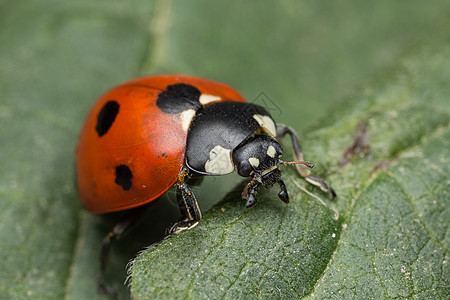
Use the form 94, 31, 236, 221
76, 75, 246, 213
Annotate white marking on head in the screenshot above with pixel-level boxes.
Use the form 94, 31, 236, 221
199, 94, 222, 105
266, 145, 276, 158
180, 109, 196, 131
204, 145, 234, 174
248, 157, 260, 168
253, 114, 277, 137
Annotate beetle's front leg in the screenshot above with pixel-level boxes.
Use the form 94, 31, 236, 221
276, 124, 336, 198
278, 179, 289, 203
167, 166, 202, 235
242, 179, 262, 208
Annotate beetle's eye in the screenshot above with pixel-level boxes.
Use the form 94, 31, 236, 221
237, 160, 252, 177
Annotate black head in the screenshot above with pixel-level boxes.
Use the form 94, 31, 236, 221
233, 135, 314, 208
232, 135, 283, 184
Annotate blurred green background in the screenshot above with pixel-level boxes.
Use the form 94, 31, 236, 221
0, 0, 449, 299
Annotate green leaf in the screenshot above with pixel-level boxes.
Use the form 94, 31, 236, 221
310, 136, 450, 299
1, 1, 449, 299
130, 44, 450, 298
131, 193, 340, 298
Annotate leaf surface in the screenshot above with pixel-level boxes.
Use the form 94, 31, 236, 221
131, 44, 450, 299
0, 1, 449, 299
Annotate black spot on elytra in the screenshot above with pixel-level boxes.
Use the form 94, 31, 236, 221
96, 101, 119, 137
115, 165, 133, 191
156, 83, 202, 114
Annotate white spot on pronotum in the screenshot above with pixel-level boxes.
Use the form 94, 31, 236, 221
180, 109, 196, 131
204, 145, 234, 174
253, 114, 277, 137
248, 157, 260, 168
266, 145, 276, 158
199, 94, 221, 105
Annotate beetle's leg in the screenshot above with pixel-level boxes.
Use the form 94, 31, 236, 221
98, 205, 149, 298
276, 124, 336, 198
242, 178, 262, 208
305, 175, 336, 198
167, 166, 202, 235
276, 124, 307, 175
278, 179, 289, 203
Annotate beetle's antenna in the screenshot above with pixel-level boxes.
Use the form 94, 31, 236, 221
279, 160, 315, 169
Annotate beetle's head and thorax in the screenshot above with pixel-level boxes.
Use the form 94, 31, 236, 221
185, 101, 313, 208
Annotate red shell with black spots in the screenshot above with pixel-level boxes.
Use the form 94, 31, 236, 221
76, 75, 247, 213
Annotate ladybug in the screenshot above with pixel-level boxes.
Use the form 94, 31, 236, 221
76, 75, 335, 294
